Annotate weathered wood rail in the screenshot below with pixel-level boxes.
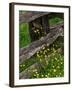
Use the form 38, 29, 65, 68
20, 47, 63, 79
19, 12, 50, 23
19, 22, 64, 64
19, 63, 39, 79
19, 11, 64, 42
19, 12, 63, 23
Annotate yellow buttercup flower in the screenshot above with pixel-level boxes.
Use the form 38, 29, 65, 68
60, 73, 62, 75
41, 75, 44, 77
34, 74, 36, 76
57, 66, 60, 69
55, 57, 57, 60
37, 74, 39, 76
33, 69, 37, 72
34, 30, 37, 33
20, 65, 23, 67
37, 29, 39, 32
37, 54, 39, 57
47, 48, 50, 51
43, 47, 45, 50
48, 73, 50, 76
40, 59, 42, 61
37, 51, 39, 54
45, 75, 48, 77
23, 64, 25, 67
35, 71, 38, 74
54, 69, 56, 72
61, 62, 63, 64
44, 50, 47, 53
52, 53, 55, 56
45, 55, 47, 58
52, 66, 54, 68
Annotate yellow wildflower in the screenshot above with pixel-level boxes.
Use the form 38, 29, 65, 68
37, 29, 39, 32
43, 46, 45, 50
41, 75, 44, 77
54, 69, 56, 72
45, 75, 48, 77
34, 30, 37, 33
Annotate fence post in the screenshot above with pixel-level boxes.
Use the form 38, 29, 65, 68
41, 15, 50, 34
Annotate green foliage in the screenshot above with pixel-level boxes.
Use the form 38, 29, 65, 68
19, 23, 31, 48
49, 17, 63, 25
31, 49, 64, 78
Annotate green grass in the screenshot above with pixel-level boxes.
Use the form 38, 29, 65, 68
19, 23, 31, 48
30, 52, 64, 78
49, 17, 63, 26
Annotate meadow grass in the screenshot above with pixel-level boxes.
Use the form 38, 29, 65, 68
19, 23, 31, 48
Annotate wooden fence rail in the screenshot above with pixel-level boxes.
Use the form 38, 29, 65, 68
19, 22, 64, 64
20, 48, 63, 79
19, 12, 63, 23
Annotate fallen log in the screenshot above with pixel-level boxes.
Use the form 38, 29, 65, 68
19, 23, 64, 64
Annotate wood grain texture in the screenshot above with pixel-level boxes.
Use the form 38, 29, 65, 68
19, 12, 50, 23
